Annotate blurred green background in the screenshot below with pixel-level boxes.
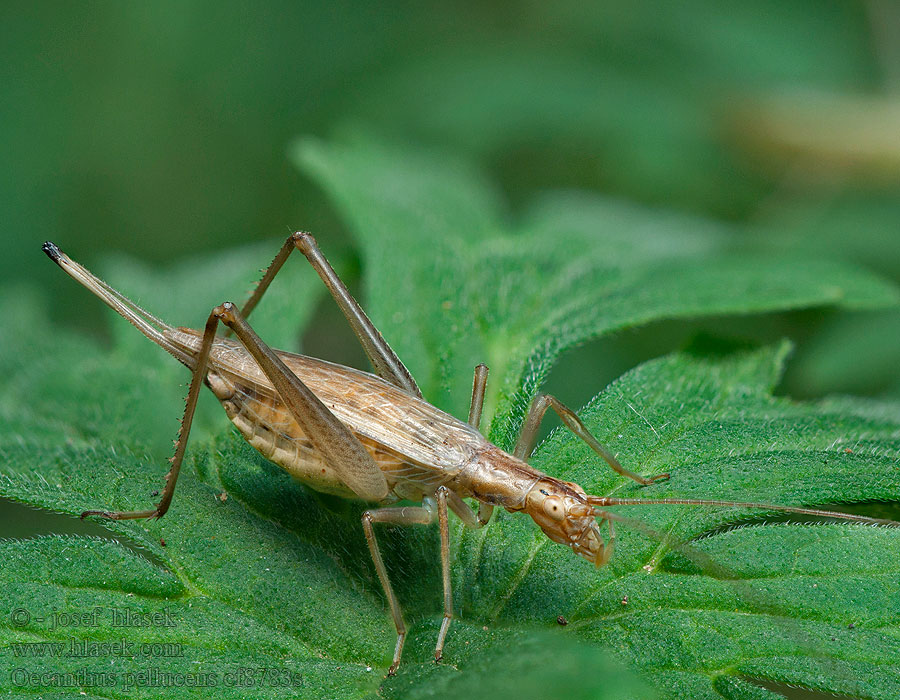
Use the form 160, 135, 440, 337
2, 4, 899, 697
3, 0, 899, 403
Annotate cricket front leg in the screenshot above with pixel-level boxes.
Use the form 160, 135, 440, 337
594, 512, 616, 568
232, 232, 422, 397
514, 394, 669, 485
81, 310, 221, 521
447, 489, 493, 529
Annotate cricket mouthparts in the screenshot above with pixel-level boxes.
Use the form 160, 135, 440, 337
42, 241, 63, 263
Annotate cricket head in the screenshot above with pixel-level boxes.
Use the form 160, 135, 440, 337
523, 477, 610, 567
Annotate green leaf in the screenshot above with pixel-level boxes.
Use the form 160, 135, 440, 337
0, 303, 651, 698
454, 343, 900, 699
748, 192, 900, 398
1, 239, 644, 699
291, 134, 898, 451
4, 138, 899, 699
3, 306, 900, 698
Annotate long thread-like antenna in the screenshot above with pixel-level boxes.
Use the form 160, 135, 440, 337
588, 496, 899, 526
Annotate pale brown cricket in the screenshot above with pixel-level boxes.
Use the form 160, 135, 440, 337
42, 234, 898, 675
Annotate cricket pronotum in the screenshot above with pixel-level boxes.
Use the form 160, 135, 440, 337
43, 234, 898, 674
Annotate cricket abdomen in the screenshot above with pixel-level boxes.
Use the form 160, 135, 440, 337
206, 369, 356, 497
206, 369, 448, 502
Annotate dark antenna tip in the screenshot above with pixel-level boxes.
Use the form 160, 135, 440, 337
42, 241, 62, 263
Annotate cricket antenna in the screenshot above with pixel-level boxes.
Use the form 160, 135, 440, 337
587, 496, 900, 527
42, 241, 195, 369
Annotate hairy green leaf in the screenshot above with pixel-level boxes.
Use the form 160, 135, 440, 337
3, 138, 899, 699
457, 342, 900, 698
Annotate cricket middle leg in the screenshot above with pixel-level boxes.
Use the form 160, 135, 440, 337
361, 485, 453, 674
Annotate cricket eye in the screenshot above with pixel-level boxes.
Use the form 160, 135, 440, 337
542, 496, 565, 521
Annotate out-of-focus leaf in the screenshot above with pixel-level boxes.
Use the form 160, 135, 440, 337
3, 134, 899, 699
291, 135, 898, 450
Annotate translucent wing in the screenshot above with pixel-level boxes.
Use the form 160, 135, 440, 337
167, 329, 488, 491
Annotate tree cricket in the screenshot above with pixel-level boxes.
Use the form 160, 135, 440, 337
43, 234, 898, 675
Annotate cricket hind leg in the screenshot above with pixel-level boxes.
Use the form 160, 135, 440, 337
81, 309, 222, 521
231, 232, 422, 398
514, 393, 669, 486
362, 485, 453, 674
83, 299, 392, 521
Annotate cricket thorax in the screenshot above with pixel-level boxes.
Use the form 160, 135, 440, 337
453, 446, 544, 510
454, 449, 607, 564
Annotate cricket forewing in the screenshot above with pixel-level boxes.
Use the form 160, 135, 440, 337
167, 327, 494, 502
